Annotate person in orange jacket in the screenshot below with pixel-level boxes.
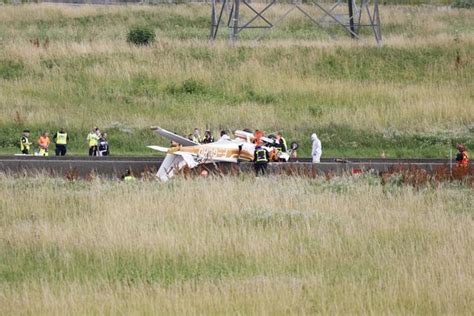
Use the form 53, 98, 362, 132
455, 144, 469, 167
37, 131, 51, 156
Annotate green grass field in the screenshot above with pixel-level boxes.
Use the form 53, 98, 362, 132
1, 4, 473, 314
0, 4, 472, 157
1, 174, 473, 314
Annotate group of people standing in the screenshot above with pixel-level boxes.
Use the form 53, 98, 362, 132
19, 126, 109, 156
187, 128, 230, 144
254, 132, 323, 176
20, 128, 69, 156
86, 127, 109, 156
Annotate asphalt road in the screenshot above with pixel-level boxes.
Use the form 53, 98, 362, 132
0, 155, 454, 179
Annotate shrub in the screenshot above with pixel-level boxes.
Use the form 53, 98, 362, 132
166, 79, 208, 95
182, 79, 205, 94
127, 25, 156, 46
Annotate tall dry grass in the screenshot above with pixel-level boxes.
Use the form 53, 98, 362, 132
1, 39, 472, 132
0, 4, 472, 156
0, 174, 473, 313
0, 4, 473, 130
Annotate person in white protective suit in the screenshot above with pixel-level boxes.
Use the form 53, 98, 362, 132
311, 133, 322, 163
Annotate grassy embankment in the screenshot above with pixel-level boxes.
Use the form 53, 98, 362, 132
0, 4, 473, 157
0, 174, 473, 313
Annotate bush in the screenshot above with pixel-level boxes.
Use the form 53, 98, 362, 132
127, 25, 156, 46
181, 79, 206, 94
166, 79, 208, 95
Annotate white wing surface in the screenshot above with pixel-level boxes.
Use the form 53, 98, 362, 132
151, 126, 198, 146
146, 145, 170, 153
156, 154, 186, 182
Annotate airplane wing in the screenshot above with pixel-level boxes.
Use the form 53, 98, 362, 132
174, 152, 198, 168
156, 154, 186, 182
151, 126, 198, 146
146, 145, 170, 153
156, 152, 199, 182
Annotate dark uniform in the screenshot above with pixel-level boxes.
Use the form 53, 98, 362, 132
278, 136, 288, 153
202, 131, 215, 144
254, 145, 269, 176
98, 136, 109, 156
53, 130, 68, 156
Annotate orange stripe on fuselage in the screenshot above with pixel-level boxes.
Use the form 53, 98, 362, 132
174, 145, 254, 161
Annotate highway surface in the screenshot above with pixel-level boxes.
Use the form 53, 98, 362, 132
0, 155, 454, 179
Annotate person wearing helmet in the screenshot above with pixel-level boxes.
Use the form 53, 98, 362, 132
20, 130, 32, 155
456, 144, 469, 167
254, 144, 269, 176
311, 133, 322, 163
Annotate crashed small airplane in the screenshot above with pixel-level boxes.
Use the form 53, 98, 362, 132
147, 127, 295, 181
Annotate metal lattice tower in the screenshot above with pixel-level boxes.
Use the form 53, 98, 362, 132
210, 0, 382, 45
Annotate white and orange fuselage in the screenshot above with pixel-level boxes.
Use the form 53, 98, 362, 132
148, 127, 290, 181
148, 127, 263, 181
167, 141, 255, 163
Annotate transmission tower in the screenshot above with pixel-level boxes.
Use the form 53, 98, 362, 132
210, 0, 382, 45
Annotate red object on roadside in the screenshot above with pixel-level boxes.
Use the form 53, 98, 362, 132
352, 168, 364, 174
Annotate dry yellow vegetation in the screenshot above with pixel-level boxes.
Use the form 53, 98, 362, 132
1, 174, 473, 313
0, 5, 473, 311
0, 4, 472, 156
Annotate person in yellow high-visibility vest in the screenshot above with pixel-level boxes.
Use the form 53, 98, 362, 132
253, 144, 269, 176
192, 128, 202, 144
53, 128, 69, 156
87, 127, 100, 156
122, 169, 136, 182
20, 130, 32, 155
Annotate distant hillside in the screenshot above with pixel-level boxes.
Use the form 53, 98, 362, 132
0, 4, 472, 157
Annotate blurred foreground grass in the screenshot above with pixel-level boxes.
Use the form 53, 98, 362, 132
0, 174, 473, 313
